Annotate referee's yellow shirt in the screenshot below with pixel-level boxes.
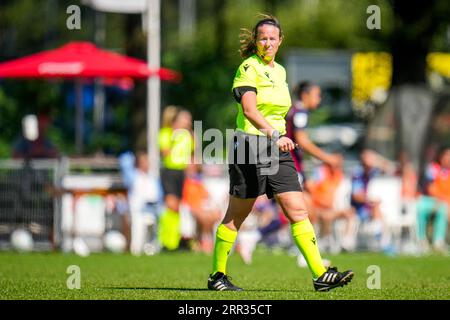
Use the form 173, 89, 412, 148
232, 54, 292, 136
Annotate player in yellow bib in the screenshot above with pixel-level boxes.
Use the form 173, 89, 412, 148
158, 107, 194, 251
207, 15, 353, 292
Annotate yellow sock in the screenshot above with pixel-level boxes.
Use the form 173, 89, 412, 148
212, 224, 237, 275
291, 219, 327, 279
158, 208, 181, 250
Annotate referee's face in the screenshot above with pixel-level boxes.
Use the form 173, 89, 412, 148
256, 24, 282, 63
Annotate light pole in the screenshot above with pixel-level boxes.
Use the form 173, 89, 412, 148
147, 0, 161, 177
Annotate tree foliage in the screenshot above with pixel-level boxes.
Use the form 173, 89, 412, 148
0, 0, 448, 157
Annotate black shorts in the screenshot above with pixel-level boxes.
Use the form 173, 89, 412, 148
228, 131, 302, 199
160, 168, 185, 198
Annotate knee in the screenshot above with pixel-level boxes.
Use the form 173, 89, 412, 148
287, 208, 309, 224
165, 196, 180, 212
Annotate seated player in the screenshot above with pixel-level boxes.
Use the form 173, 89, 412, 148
308, 163, 357, 253
416, 147, 449, 253
182, 164, 221, 254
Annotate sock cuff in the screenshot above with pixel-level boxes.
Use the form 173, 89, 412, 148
216, 224, 238, 243
291, 219, 314, 237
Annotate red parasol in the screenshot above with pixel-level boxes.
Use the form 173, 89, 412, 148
0, 41, 180, 81
0, 42, 181, 153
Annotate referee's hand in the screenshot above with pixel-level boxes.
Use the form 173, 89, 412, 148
276, 137, 296, 152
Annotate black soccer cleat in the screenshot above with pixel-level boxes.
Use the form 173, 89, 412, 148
313, 267, 354, 292
207, 272, 243, 291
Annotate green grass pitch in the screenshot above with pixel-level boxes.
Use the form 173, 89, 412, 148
0, 250, 449, 300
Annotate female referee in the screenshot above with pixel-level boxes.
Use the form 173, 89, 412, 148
207, 15, 353, 292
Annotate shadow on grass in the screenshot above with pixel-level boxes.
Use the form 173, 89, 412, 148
100, 287, 304, 293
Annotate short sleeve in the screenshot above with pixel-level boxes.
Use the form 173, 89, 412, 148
292, 112, 308, 131
351, 168, 365, 195
352, 179, 365, 195
232, 62, 257, 89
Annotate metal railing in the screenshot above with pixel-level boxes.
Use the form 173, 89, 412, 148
0, 157, 123, 251
0, 159, 61, 250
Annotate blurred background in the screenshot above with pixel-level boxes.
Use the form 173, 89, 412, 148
0, 0, 449, 259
